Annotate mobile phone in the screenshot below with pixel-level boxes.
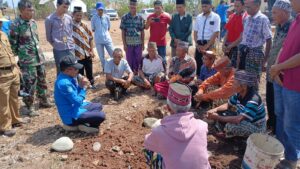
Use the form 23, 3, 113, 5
153, 18, 160, 22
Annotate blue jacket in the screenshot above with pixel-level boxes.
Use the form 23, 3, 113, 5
54, 73, 89, 125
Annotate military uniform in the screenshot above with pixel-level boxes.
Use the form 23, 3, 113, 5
0, 31, 22, 132
10, 17, 50, 111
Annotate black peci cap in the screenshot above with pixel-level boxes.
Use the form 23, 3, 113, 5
176, 0, 185, 5
73, 6, 82, 12
57, 0, 71, 6
201, 0, 212, 5
60, 54, 83, 70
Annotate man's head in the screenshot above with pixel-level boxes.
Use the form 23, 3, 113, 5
220, 0, 225, 5
176, 41, 189, 58
1, 6, 7, 15
290, 0, 300, 13
96, 2, 105, 16
176, 0, 186, 15
147, 42, 158, 59
234, 0, 245, 14
18, 0, 34, 21
56, 0, 70, 14
234, 70, 257, 92
245, 0, 261, 16
73, 6, 83, 22
202, 51, 216, 68
60, 54, 83, 78
272, 0, 291, 25
129, 0, 138, 14
113, 48, 124, 65
201, 0, 213, 14
154, 0, 163, 15
212, 56, 232, 75
167, 83, 192, 114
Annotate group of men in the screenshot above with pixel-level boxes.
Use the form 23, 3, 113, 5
0, 0, 300, 168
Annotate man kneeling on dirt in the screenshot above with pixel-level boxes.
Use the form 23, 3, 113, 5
132, 42, 165, 89
144, 83, 211, 169
54, 54, 105, 133
194, 57, 237, 109
206, 70, 266, 138
105, 48, 134, 100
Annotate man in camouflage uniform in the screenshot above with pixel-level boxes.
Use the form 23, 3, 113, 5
10, 0, 52, 116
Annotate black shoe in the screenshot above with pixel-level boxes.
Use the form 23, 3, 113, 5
114, 87, 122, 101
1, 129, 16, 137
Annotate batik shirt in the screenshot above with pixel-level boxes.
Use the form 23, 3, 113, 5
73, 21, 94, 60
240, 11, 272, 48
228, 88, 266, 123
10, 17, 45, 66
266, 20, 292, 82
169, 55, 196, 78
120, 13, 144, 46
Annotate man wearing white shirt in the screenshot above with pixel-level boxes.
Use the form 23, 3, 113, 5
193, 0, 220, 76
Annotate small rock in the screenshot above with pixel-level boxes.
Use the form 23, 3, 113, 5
208, 151, 213, 157
93, 142, 102, 152
112, 146, 121, 152
130, 153, 135, 156
17, 155, 28, 162
118, 151, 124, 156
132, 104, 137, 108
92, 160, 99, 166
233, 146, 239, 151
51, 137, 74, 152
151, 119, 161, 129
143, 117, 159, 128
60, 155, 68, 161
16, 144, 24, 151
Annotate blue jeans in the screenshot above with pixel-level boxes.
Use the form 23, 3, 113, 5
96, 42, 114, 70
274, 83, 300, 161
220, 22, 227, 39
53, 49, 74, 75
157, 46, 166, 65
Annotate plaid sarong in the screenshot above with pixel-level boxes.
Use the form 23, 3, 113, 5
144, 149, 164, 169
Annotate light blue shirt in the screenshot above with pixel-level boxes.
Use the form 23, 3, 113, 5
104, 58, 132, 78
91, 14, 112, 44
54, 73, 89, 125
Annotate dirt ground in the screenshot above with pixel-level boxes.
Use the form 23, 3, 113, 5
0, 19, 261, 169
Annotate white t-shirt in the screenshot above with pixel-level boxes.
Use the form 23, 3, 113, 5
104, 58, 132, 79
193, 11, 221, 41
141, 56, 164, 75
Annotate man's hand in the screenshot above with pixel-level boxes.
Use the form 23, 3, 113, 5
144, 79, 151, 88
89, 50, 95, 58
273, 75, 283, 86
222, 45, 227, 53
123, 44, 127, 51
142, 44, 145, 51
194, 92, 204, 102
270, 64, 282, 80
206, 109, 219, 120
146, 17, 154, 25
123, 79, 131, 88
79, 76, 90, 89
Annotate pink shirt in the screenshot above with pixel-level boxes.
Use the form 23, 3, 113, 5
278, 14, 300, 92
144, 112, 210, 169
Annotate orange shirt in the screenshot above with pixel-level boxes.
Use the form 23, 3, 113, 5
198, 69, 237, 101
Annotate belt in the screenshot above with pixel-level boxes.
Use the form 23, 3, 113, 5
197, 40, 208, 45
0, 66, 13, 70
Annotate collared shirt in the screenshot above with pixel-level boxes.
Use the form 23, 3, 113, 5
229, 88, 266, 123
120, 12, 145, 46
199, 65, 217, 81
54, 73, 88, 125
91, 14, 112, 44
10, 17, 45, 66
45, 13, 74, 50
266, 20, 292, 82
0, 31, 17, 68
225, 12, 248, 43
199, 69, 237, 100
104, 58, 133, 79
169, 12, 193, 47
169, 55, 197, 78
73, 21, 94, 60
148, 13, 171, 46
278, 14, 300, 92
140, 54, 164, 74
216, 4, 230, 23
240, 11, 272, 48
193, 11, 221, 41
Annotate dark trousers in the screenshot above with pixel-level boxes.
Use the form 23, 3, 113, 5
105, 77, 128, 94
78, 58, 94, 85
195, 40, 208, 76
72, 103, 105, 128
266, 81, 276, 133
